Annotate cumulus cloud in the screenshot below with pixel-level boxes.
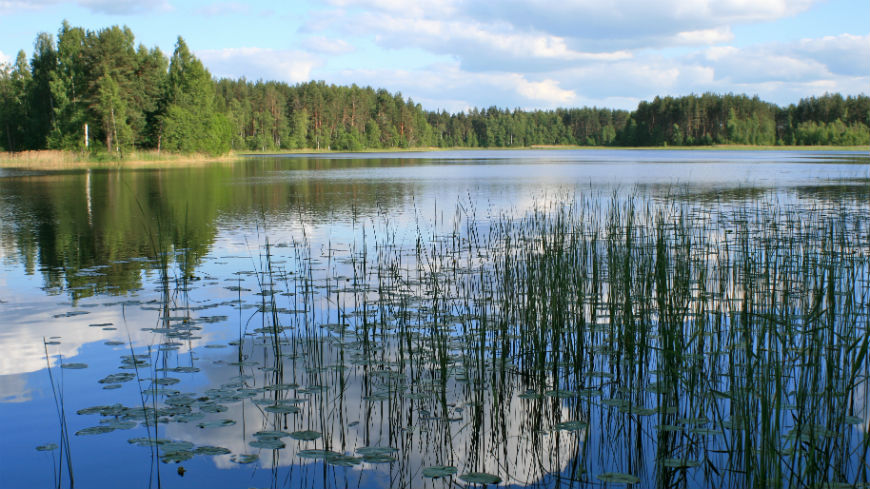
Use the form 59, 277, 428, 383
792, 34, 870, 77
318, 0, 820, 50
697, 34, 870, 84
197, 47, 321, 83
320, 27, 868, 113
301, 36, 356, 55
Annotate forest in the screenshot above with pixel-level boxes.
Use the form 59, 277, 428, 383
1, 22, 868, 155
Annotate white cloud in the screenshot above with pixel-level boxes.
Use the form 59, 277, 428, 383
0, 50, 10, 66
697, 34, 870, 84
319, 0, 820, 51
302, 36, 356, 55
793, 34, 870, 77
511, 76, 575, 104
198, 47, 321, 83
674, 26, 734, 45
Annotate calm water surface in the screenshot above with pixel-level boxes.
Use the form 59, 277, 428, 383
0, 150, 868, 488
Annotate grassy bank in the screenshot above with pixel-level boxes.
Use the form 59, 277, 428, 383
3, 144, 866, 169
244, 143, 869, 155
0, 150, 239, 169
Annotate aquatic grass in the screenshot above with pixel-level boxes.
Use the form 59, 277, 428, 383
61, 189, 869, 488
42, 339, 74, 489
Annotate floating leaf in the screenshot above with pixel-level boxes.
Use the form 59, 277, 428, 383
555, 421, 588, 432
422, 465, 457, 478
265, 405, 300, 414
36, 443, 58, 451
76, 426, 114, 436
161, 450, 194, 463
460, 472, 502, 484
254, 430, 291, 439
194, 446, 231, 456
61, 363, 88, 369
289, 430, 321, 441
596, 472, 640, 484
231, 454, 259, 464
660, 458, 701, 468
249, 438, 285, 449
197, 419, 236, 429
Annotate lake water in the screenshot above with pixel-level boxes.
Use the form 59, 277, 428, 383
0, 149, 868, 488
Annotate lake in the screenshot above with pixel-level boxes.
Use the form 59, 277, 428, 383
1, 149, 868, 488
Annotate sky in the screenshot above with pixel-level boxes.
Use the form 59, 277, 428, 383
0, 0, 867, 112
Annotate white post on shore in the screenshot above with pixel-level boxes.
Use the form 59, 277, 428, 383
84, 123, 89, 149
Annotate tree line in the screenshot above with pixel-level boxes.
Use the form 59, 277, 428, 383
1, 22, 867, 155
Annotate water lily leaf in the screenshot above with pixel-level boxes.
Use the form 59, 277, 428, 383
249, 438, 285, 449
76, 426, 114, 436
460, 472, 502, 484
555, 421, 588, 431
161, 450, 194, 463
194, 446, 231, 456
362, 453, 397, 463
596, 472, 640, 484
544, 389, 576, 399
99, 373, 135, 384
265, 405, 300, 414
297, 449, 334, 460
254, 430, 291, 438
197, 419, 236, 429
660, 458, 701, 468
422, 465, 457, 478
231, 454, 259, 464
61, 363, 88, 369
102, 419, 137, 430
289, 430, 321, 441
161, 441, 194, 452
36, 443, 58, 451
356, 447, 398, 457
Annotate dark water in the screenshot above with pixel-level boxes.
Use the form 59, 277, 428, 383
0, 150, 867, 488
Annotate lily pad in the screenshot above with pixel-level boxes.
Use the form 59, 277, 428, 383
555, 420, 588, 431
460, 472, 502, 485
596, 472, 640, 484
254, 430, 291, 438
76, 426, 114, 436
230, 453, 259, 464
422, 465, 457, 478
35, 443, 58, 451
660, 458, 701, 468
289, 430, 321, 441
61, 363, 88, 369
194, 446, 231, 456
161, 450, 194, 463
264, 405, 300, 414
249, 438, 285, 449
197, 419, 236, 429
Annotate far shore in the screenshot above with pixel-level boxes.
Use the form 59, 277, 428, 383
2, 145, 867, 170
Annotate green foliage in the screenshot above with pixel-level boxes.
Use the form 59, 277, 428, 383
0, 22, 867, 154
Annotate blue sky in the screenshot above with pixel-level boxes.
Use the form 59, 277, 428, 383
0, 0, 867, 112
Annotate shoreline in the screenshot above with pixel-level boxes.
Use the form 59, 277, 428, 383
2, 145, 866, 170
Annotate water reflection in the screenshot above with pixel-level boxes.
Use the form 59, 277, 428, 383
0, 150, 868, 488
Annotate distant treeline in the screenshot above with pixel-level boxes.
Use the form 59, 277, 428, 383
1, 22, 868, 155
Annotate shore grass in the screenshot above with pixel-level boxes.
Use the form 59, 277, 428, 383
2, 144, 866, 170
0, 150, 239, 169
